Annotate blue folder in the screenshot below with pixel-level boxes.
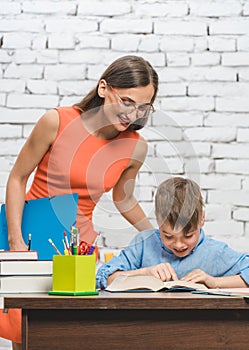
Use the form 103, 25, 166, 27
0, 193, 78, 260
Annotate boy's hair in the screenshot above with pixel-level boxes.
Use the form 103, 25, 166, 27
155, 177, 204, 233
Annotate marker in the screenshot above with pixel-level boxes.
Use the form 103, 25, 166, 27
48, 238, 62, 255
28, 233, 32, 251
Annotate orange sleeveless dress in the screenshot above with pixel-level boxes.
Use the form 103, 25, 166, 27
0, 106, 139, 342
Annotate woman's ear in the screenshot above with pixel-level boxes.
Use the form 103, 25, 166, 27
97, 79, 108, 98
200, 210, 205, 227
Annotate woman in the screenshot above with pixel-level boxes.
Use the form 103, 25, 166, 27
1, 55, 159, 347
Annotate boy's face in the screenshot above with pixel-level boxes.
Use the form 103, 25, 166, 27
159, 216, 204, 258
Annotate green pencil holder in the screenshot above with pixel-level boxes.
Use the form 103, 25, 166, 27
51, 254, 97, 294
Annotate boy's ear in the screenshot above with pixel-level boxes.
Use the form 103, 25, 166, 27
200, 211, 205, 227
98, 79, 108, 98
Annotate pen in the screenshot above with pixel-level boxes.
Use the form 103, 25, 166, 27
48, 238, 62, 255
28, 233, 32, 251
62, 239, 69, 255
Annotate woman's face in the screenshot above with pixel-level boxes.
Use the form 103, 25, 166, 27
103, 83, 155, 131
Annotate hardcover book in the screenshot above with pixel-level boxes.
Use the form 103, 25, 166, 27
105, 274, 208, 293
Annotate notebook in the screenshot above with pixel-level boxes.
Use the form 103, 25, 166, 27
0, 193, 78, 260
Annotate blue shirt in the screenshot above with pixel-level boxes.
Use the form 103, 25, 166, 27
96, 228, 249, 289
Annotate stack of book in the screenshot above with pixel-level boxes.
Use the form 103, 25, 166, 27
0, 250, 52, 293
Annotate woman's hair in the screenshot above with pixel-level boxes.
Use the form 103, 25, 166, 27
155, 177, 204, 233
74, 55, 158, 131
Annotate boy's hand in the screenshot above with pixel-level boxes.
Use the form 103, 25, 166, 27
145, 263, 178, 282
181, 269, 217, 288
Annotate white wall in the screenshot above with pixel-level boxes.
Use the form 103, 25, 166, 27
1, 0, 249, 254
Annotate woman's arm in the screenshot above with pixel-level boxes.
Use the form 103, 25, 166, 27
112, 135, 153, 231
6, 109, 59, 250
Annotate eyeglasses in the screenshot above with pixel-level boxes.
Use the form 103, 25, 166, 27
108, 85, 155, 119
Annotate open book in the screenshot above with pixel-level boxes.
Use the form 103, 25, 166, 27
105, 274, 208, 292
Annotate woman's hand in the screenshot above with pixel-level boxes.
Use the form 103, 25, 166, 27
8, 236, 28, 251
144, 263, 178, 282
181, 269, 217, 288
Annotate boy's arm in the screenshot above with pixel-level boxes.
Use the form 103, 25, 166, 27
181, 269, 248, 288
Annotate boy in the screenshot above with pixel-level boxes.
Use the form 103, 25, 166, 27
96, 177, 249, 289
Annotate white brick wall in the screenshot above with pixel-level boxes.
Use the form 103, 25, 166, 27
1, 0, 249, 255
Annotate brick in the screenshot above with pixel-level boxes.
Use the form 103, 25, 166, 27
161, 97, 214, 111
7, 94, 59, 109
0, 50, 14, 63
77, 34, 110, 49
59, 50, 106, 64
36, 50, 58, 64
23, 124, 35, 138
203, 221, 244, 236
167, 53, 190, 67
44, 65, 86, 81
0, 156, 16, 171
0, 93, 6, 106
59, 96, 79, 106
243, 177, 249, 189
27, 80, 57, 95
185, 127, 235, 142
141, 126, 182, 142
237, 36, 249, 51
156, 141, 210, 157
140, 155, 183, 174
193, 37, 208, 52
205, 112, 249, 127
226, 238, 249, 253
243, 2, 249, 15
22, 1, 76, 15
0, 139, 25, 156
189, 82, 249, 97
237, 129, 249, 142
48, 34, 75, 49
138, 35, 159, 53
78, 1, 130, 16
205, 204, 231, 221
158, 67, 236, 83
185, 158, 214, 173
191, 52, 220, 66
208, 37, 236, 52
0, 19, 43, 32
222, 52, 249, 66
209, 190, 249, 206
0, 2, 21, 14
32, 35, 47, 50
216, 97, 249, 112
58, 80, 95, 96
160, 37, 194, 52
238, 68, 249, 81
190, 1, 241, 16
212, 144, 249, 158
157, 83, 186, 97
4, 64, 43, 79
112, 35, 140, 52
2, 33, 32, 49
216, 160, 249, 174
200, 174, 241, 190
155, 21, 206, 36
134, 2, 188, 17
0, 124, 22, 138
233, 208, 249, 221
45, 19, 98, 33
101, 19, 152, 34
210, 20, 249, 35
0, 79, 25, 93
0, 108, 46, 123
153, 111, 203, 127
15, 49, 36, 64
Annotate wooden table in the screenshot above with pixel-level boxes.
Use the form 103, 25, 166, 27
3, 291, 249, 350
